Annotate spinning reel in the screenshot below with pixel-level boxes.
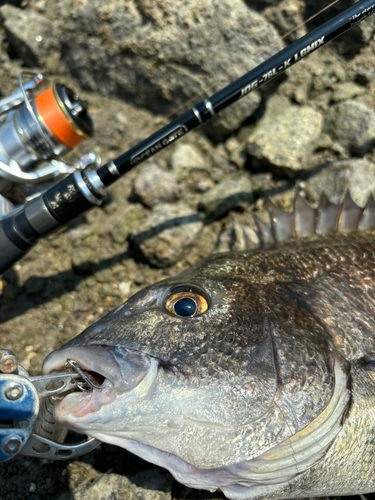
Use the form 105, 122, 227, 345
0, 72, 99, 219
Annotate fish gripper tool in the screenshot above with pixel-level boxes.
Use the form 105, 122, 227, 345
0, 349, 100, 462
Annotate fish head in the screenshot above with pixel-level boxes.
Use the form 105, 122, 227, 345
43, 253, 345, 492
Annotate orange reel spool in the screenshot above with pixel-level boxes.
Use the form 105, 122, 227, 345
35, 85, 88, 149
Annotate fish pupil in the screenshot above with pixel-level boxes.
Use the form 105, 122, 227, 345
174, 298, 196, 316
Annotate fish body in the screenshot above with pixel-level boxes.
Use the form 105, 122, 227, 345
43, 197, 375, 499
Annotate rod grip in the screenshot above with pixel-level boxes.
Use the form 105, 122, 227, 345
0, 170, 105, 274
0, 220, 27, 274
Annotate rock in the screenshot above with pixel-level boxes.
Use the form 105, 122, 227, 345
331, 82, 365, 102
324, 100, 375, 156
199, 174, 253, 218
70, 234, 100, 272
110, 203, 148, 244
132, 203, 203, 267
225, 137, 247, 169
171, 143, 210, 182
303, 158, 375, 207
215, 214, 259, 253
209, 146, 234, 183
195, 178, 215, 193
247, 95, 323, 175
312, 60, 347, 94
203, 93, 262, 141
58, 469, 173, 500
132, 164, 180, 208
280, 52, 346, 106
263, 0, 307, 42
0, 5, 60, 70
42, 0, 283, 114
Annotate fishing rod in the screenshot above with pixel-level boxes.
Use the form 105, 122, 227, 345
1, 0, 374, 274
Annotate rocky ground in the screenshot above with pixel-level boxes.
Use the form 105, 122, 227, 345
1, 0, 375, 499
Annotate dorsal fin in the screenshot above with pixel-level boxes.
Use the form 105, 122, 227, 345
267, 200, 293, 242
293, 190, 316, 238
252, 191, 374, 248
359, 194, 375, 231
217, 192, 374, 253
316, 193, 342, 234
338, 191, 364, 233
253, 213, 275, 246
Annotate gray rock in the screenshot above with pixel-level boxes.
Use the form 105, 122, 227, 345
203, 93, 261, 141
215, 214, 259, 253
171, 143, 210, 182
225, 137, 248, 169
247, 95, 323, 175
132, 164, 180, 208
324, 100, 375, 156
331, 82, 365, 102
199, 174, 253, 218
70, 234, 100, 272
132, 203, 203, 267
304, 158, 375, 207
110, 203, 148, 244
0, 5, 60, 70
57, 468, 173, 500
43, 0, 283, 115
263, 0, 307, 42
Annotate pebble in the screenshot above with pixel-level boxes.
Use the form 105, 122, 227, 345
199, 174, 253, 218
132, 164, 180, 208
247, 95, 323, 175
57, 468, 173, 500
171, 143, 210, 182
331, 82, 365, 102
324, 99, 375, 156
109, 204, 148, 245
132, 203, 203, 267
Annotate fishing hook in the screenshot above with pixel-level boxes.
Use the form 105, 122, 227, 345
65, 358, 103, 392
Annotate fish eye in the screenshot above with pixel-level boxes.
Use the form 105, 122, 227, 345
165, 289, 208, 317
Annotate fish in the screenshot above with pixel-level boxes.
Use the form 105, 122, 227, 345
43, 191, 375, 500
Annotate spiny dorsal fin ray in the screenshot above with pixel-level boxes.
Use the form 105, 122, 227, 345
316, 193, 342, 235
250, 191, 373, 249
293, 190, 316, 239
359, 194, 375, 231
253, 213, 275, 246
338, 190, 364, 233
267, 200, 293, 242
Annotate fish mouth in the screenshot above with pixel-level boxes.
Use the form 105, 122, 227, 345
42, 345, 158, 425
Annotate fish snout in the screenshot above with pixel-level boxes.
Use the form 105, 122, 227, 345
42, 345, 153, 394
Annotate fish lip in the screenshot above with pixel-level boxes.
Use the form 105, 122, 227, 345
42, 344, 155, 393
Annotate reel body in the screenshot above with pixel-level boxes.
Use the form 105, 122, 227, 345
0, 73, 97, 218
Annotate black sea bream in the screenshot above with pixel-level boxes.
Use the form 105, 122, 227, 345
43, 194, 375, 499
